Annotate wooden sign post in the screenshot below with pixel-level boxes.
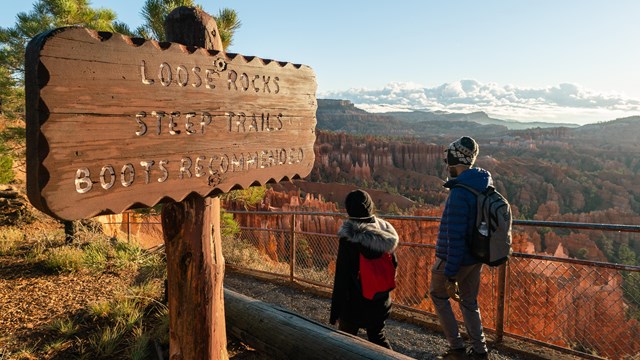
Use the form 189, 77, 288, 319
25, 6, 316, 359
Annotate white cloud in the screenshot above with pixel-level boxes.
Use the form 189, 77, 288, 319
318, 80, 640, 125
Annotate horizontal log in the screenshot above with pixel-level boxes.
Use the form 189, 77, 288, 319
224, 289, 413, 360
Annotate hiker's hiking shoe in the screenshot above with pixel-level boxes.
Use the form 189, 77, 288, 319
436, 347, 466, 359
436, 347, 489, 359
467, 348, 489, 359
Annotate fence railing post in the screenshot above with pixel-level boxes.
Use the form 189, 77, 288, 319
495, 261, 508, 343
290, 213, 296, 284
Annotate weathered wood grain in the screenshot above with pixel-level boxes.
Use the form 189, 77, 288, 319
161, 8, 228, 359
25, 26, 317, 220
163, 195, 228, 359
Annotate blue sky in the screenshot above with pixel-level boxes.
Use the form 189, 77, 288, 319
2, 1, 640, 125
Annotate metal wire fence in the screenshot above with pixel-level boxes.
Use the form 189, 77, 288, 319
99, 209, 640, 359
223, 210, 640, 360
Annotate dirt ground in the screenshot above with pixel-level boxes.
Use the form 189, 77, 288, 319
0, 234, 582, 360
0, 236, 260, 359
223, 269, 583, 360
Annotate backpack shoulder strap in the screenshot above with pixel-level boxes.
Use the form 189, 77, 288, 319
452, 183, 480, 196
454, 183, 497, 196
453, 183, 486, 232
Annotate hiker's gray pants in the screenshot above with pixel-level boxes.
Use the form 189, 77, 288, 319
429, 258, 487, 353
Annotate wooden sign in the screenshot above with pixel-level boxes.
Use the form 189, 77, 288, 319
25, 26, 317, 220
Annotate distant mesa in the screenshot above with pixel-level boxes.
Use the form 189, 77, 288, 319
316, 98, 580, 132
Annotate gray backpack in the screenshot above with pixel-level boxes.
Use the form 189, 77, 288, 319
454, 183, 513, 266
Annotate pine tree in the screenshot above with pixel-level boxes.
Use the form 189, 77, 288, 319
0, 0, 240, 119
137, 0, 240, 49
0, 0, 121, 117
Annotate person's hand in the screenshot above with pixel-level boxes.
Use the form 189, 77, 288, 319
445, 278, 460, 302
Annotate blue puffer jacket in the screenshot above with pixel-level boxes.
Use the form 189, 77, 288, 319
436, 167, 492, 278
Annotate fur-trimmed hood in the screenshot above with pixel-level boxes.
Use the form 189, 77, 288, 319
338, 217, 399, 253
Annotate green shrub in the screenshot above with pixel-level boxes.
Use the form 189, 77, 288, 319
223, 238, 266, 267
113, 241, 147, 271
87, 301, 111, 319
127, 281, 163, 308
82, 241, 110, 271
48, 317, 79, 338
11, 228, 170, 359
110, 299, 143, 329
222, 237, 289, 275
137, 255, 167, 282
0, 227, 22, 255
222, 186, 266, 207
43, 246, 84, 273
12, 344, 39, 359
128, 326, 151, 360
221, 210, 240, 239
151, 306, 170, 346
87, 325, 126, 358
43, 339, 72, 354
0, 155, 14, 183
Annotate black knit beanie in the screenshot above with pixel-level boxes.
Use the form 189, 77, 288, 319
345, 189, 375, 220
446, 136, 479, 166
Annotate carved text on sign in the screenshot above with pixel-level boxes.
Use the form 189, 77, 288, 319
133, 111, 284, 136
140, 59, 280, 93
74, 148, 305, 194
25, 27, 317, 220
